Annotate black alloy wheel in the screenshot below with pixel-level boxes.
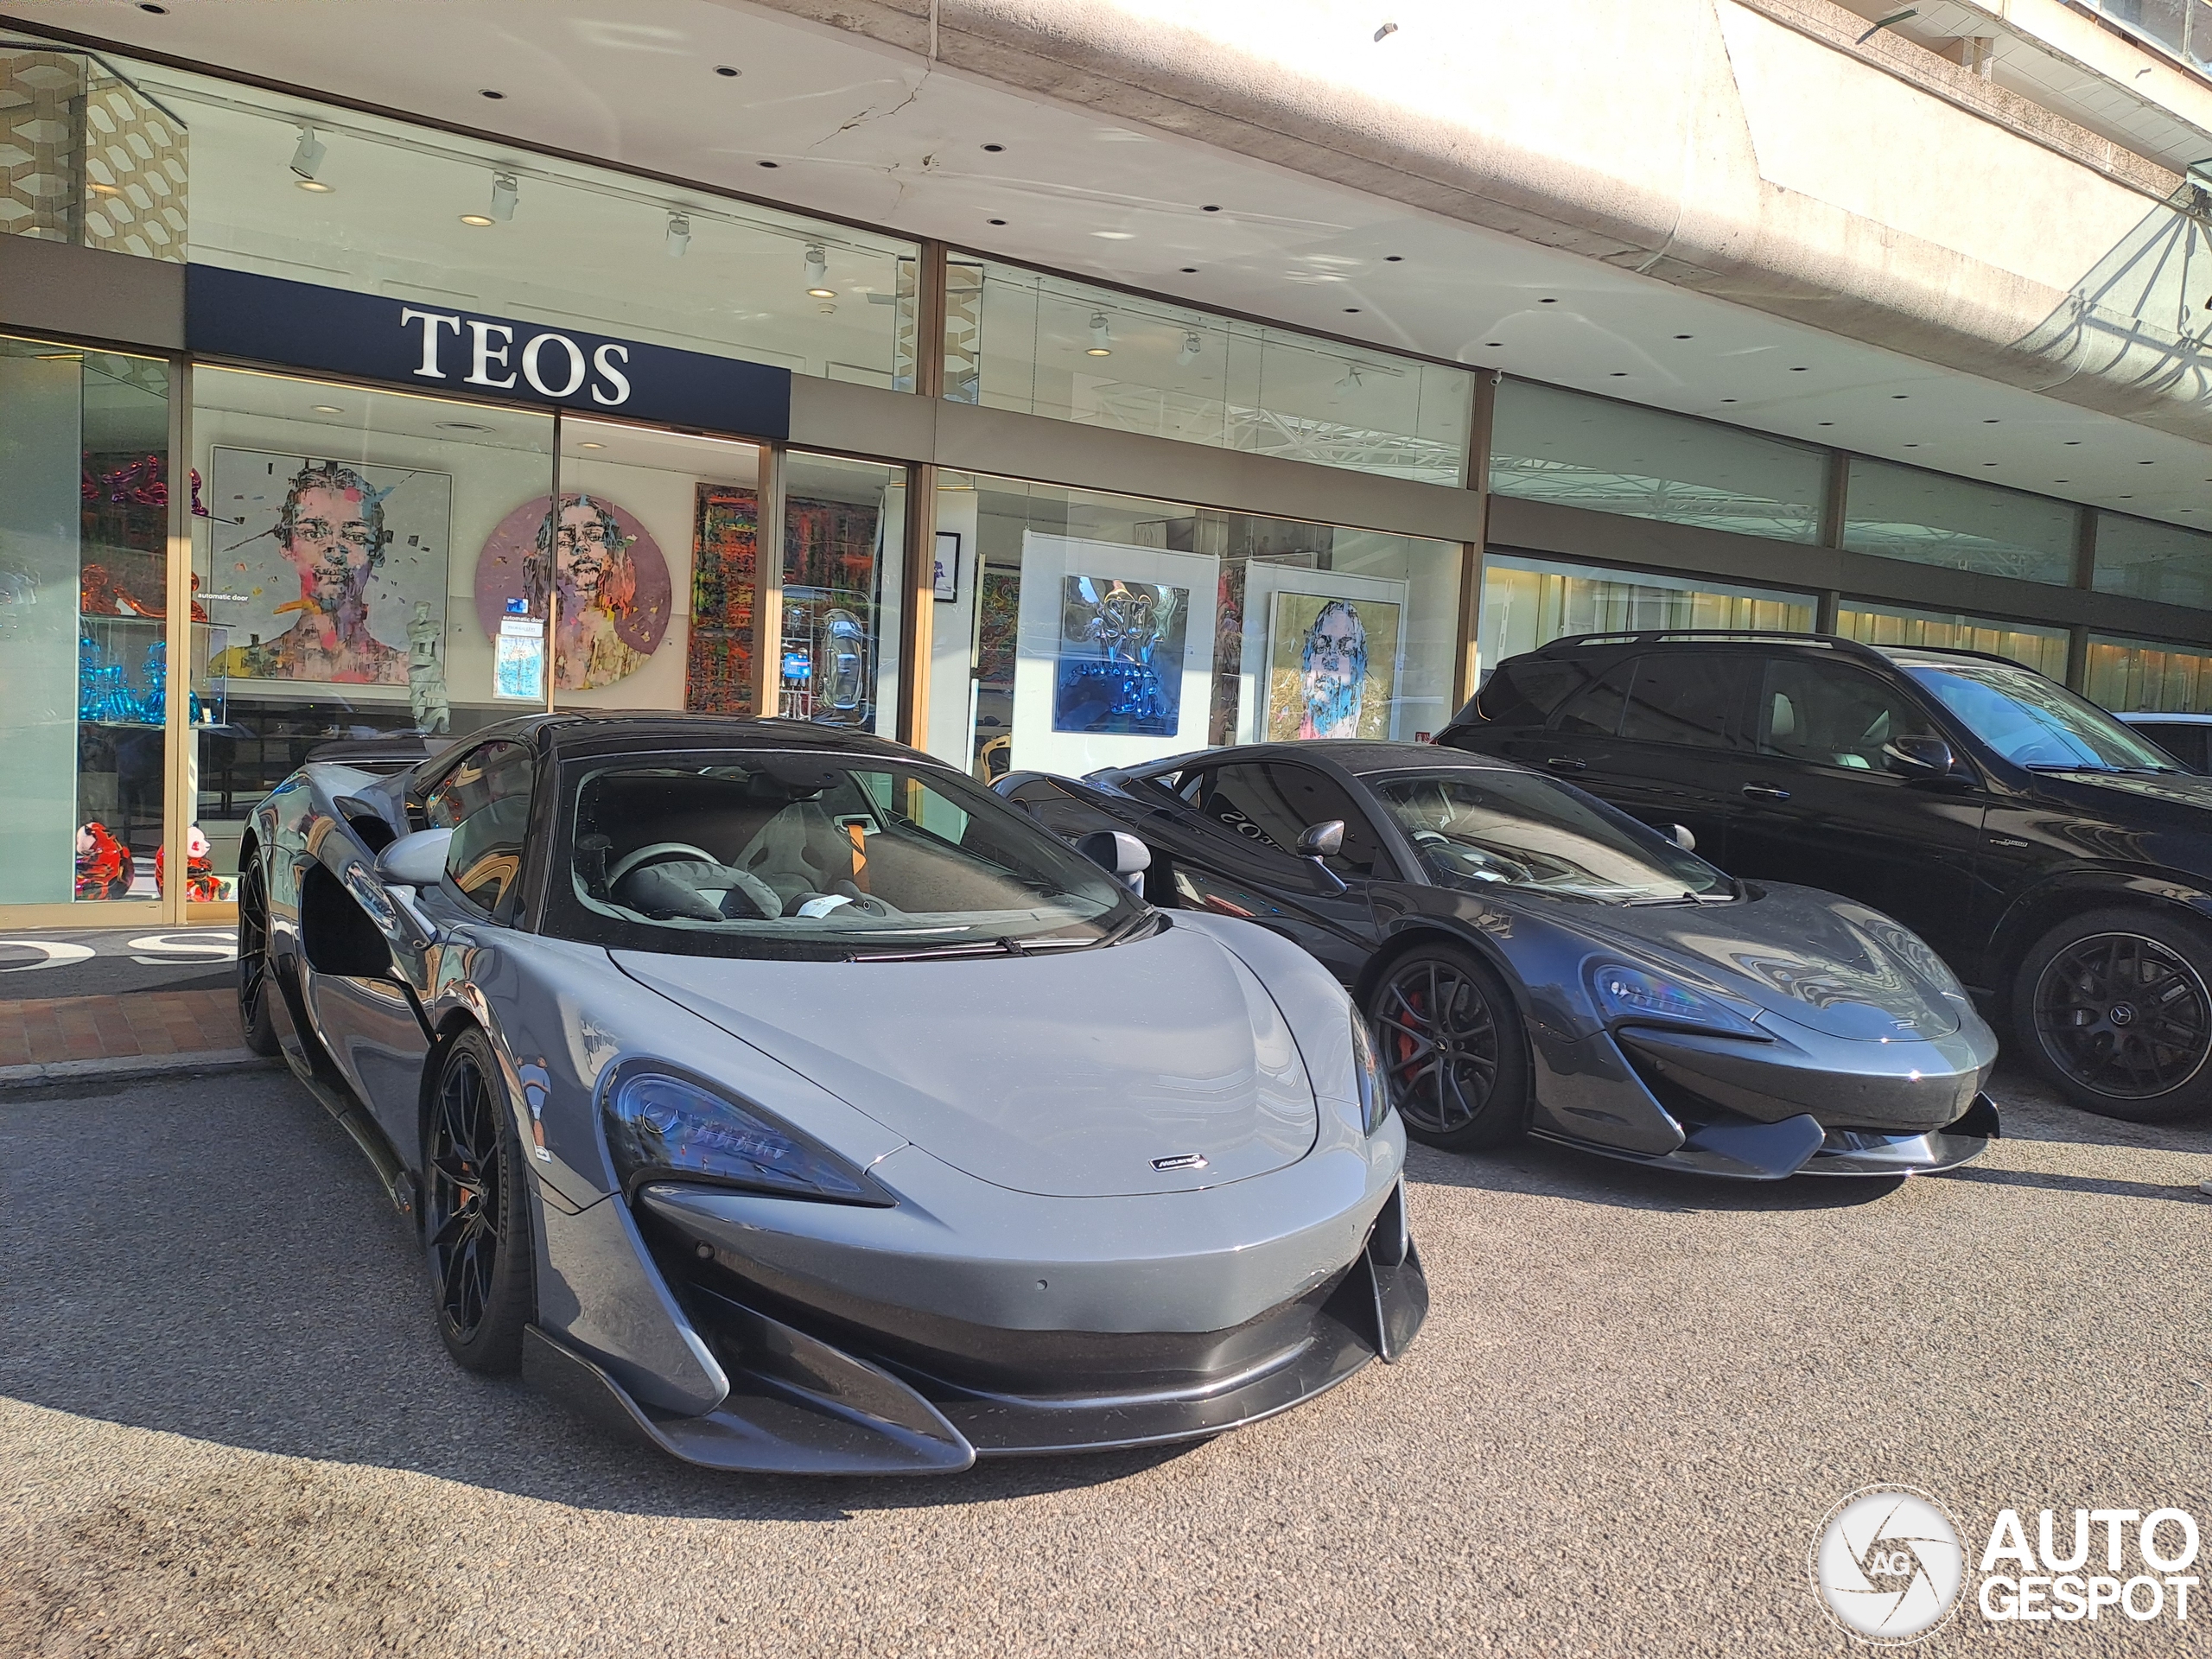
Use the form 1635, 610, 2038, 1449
235, 861, 280, 1057
2021, 908, 2212, 1123
423, 1029, 533, 1370
1366, 944, 1529, 1151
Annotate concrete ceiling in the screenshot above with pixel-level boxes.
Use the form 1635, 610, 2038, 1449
12, 0, 2212, 535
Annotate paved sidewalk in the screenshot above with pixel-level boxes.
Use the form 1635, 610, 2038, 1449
0, 988, 271, 1087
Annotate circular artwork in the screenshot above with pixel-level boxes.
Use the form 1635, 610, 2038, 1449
474, 493, 671, 690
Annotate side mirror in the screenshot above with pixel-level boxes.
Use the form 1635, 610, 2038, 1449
1885, 735, 1957, 780
1671, 823, 1697, 854
1076, 830, 1151, 892
1295, 819, 1349, 894
373, 826, 453, 889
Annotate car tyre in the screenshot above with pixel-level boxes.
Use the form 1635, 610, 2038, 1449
235, 860, 281, 1058
2017, 907, 2212, 1123
1366, 942, 1529, 1151
423, 1028, 535, 1372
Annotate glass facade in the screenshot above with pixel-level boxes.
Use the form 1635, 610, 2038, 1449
950, 259, 1475, 486
936, 473, 1463, 778
1477, 555, 1815, 683
0, 335, 173, 905
2094, 512, 2212, 610
1489, 380, 1827, 543
0, 42, 188, 260
1842, 459, 2078, 585
2083, 633, 2212, 713
1835, 602, 2069, 678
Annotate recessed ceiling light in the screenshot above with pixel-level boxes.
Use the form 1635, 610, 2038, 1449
1673, 334, 1692, 340
1484, 341, 1503, 347
1093, 230, 1135, 239
715, 65, 741, 77
2054, 479, 2069, 483
1983, 418, 1999, 423
1086, 347, 1112, 357
1904, 442, 1920, 447
296, 179, 334, 193
1609, 372, 1627, 377
1385, 255, 1403, 263
1983, 461, 1998, 467
2120, 493, 2135, 498
989, 219, 1007, 226
758, 160, 779, 168
1539, 297, 1558, 304
1720, 397, 1737, 403
577, 442, 605, 449
1179, 265, 1198, 273
982, 143, 1005, 153
309, 404, 343, 414
1789, 366, 1808, 372
1818, 421, 1834, 426
138, 3, 166, 11
2139, 459, 2156, 464
1344, 308, 1361, 314
479, 88, 505, 99
1201, 204, 1222, 212
89, 181, 121, 196
1891, 394, 1908, 399
459, 213, 494, 227
2064, 440, 2082, 445
436, 421, 494, 432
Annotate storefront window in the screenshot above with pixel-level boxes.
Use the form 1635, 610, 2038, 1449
779, 452, 906, 737
115, 58, 914, 385
190, 365, 557, 889
950, 260, 1474, 486
0, 334, 173, 905
1476, 555, 1815, 683
1842, 460, 2077, 585
1835, 601, 2069, 677
2083, 633, 2212, 713
934, 472, 1461, 779
1489, 381, 1826, 543
2093, 512, 2212, 610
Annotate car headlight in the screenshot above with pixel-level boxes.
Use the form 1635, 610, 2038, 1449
1589, 962, 1763, 1038
602, 1071, 888, 1205
1350, 1009, 1389, 1135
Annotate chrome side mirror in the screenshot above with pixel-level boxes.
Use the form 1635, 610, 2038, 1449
1671, 823, 1697, 854
373, 827, 453, 889
1296, 819, 1349, 894
1885, 734, 1956, 780
1077, 830, 1152, 892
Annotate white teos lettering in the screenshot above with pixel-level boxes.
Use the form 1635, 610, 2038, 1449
464, 319, 518, 389
591, 342, 632, 407
401, 308, 637, 406
521, 332, 588, 398
398, 308, 461, 379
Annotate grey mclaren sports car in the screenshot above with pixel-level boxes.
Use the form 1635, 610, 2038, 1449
998, 742, 2001, 1179
236, 715, 1424, 1474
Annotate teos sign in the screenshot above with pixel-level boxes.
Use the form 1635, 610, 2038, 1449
186, 266, 791, 439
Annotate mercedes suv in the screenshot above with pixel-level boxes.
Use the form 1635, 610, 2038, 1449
1439, 631, 2212, 1123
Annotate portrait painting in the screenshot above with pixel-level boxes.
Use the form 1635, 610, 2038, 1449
474, 493, 671, 691
1053, 575, 1188, 736
206, 448, 451, 686
1264, 590, 1402, 741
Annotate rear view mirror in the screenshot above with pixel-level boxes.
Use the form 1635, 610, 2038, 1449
1295, 820, 1345, 859
374, 826, 453, 889
1076, 830, 1151, 892
1885, 735, 1956, 780
1671, 823, 1697, 854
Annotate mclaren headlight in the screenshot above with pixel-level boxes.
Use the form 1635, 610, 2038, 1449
1350, 1009, 1389, 1135
1589, 962, 1763, 1038
602, 1071, 888, 1205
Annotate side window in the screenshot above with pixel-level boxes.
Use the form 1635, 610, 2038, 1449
1552, 659, 1635, 737
435, 741, 537, 914
1194, 762, 1382, 879
1618, 653, 1750, 750
1755, 658, 1942, 772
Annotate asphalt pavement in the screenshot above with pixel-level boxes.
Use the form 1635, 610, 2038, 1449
3, 1067, 2208, 1657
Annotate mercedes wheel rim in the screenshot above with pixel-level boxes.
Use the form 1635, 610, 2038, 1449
2034, 931, 2212, 1100
1374, 957, 1501, 1135
427, 1052, 503, 1338
238, 867, 270, 1028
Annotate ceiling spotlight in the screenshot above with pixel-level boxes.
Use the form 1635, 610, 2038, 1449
488, 172, 518, 223
1178, 331, 1202, 365
309, 404, 343, 414
666, 213, 691, 258
289, 125, 327, 186
459, 214, 493, 227
1374, 22, 1399, 41
803, 245, 836, 297
715, 64, 741, 77
1087, 313, 1113, 356
577, 442, 606, 449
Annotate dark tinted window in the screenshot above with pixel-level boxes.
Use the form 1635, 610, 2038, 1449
437, 741, 535, 914
1755, 658, 1942, 772
1194, 761, 1382, 878
1478, 658, 1584, 727
2125, 722, 2206, 771
1553, 659, 1635, 736
1618, 654, 1748, 749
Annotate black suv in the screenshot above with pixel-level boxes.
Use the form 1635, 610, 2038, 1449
1439, 631, 2212, 1123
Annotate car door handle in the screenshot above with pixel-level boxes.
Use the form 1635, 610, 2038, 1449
1739, 785, 1790, 801
1544, 757, 1586, 772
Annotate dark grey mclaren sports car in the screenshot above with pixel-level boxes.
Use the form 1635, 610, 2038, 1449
237, 715, 1425, 1474
998, 742, 2001, 1179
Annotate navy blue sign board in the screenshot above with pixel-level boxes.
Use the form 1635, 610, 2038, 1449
187, 266, 791, 440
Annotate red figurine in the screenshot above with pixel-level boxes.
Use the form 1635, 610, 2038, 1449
156, 826, 223, 902
74, 821, 135, 899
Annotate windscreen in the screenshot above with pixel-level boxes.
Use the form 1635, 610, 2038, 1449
551, 751, 1146, 959
1900, 660, 2179, 772
1370, 769, 1731, 904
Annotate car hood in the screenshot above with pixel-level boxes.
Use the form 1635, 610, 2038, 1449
613, 923, 1317, 1198
1516, 882, 1967, 1042
2028, 768, 2212, 823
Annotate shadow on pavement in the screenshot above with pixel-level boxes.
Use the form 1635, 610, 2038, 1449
1402, 1138, 1905, 1215
0, 1071, 1198, 1522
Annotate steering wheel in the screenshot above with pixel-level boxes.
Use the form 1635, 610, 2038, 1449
608, 842, 721, 885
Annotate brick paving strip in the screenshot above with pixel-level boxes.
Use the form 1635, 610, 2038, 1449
0, 989, 276, 1088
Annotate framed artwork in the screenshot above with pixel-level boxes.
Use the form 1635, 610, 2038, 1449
205, 448, 451, 688
688, 483, 760, 715
474, 493, 671, 691
933, 530, 963, 603
1011, 531, 1217, 776
1239, 563, 1409, 742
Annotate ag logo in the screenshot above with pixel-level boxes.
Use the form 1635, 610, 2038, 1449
1812, 1485, 1965, 1643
